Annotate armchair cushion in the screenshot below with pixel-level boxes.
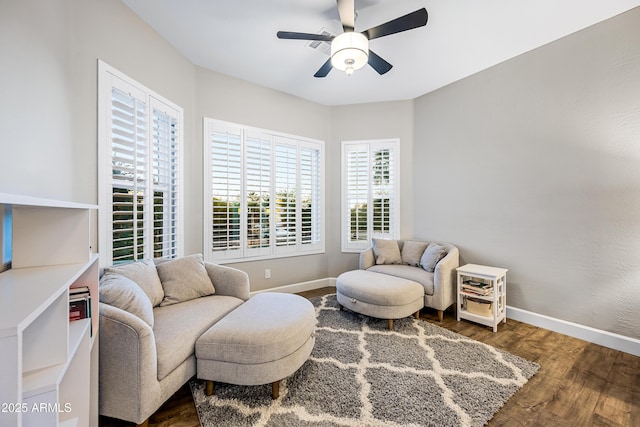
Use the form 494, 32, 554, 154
372, 238, 402, 265
104, 259, 164, 307
368, 264, 435, 295
157, 254, 215, 306
99, 273, 154, 327
421, 243, 448, 273
401, 240, 429, 266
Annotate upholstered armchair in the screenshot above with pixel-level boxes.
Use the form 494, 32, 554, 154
359, 240, 460, 321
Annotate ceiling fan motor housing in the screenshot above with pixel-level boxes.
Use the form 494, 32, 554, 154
331, 32, 369, 75
277, 1, 427, 78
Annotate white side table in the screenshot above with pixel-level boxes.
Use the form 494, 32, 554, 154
456, 264, 508, 332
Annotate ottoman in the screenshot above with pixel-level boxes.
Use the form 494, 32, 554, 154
195, 292, 316, 399
336, 270, 424, 330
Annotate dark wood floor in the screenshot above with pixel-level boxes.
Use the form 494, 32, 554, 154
100, 287, 639, 427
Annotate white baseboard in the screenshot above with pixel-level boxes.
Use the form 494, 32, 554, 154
251, 278, 640, 357
507, 306, 640, 357
251, 277, 336, 295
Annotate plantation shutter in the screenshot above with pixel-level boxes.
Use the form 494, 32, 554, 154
204, 119, 324, 261
370, 143, 395, 240
344, 144, 370, 251
210, 124, 242, 258
245, 131, 271, 256
99, 62, 183, 266
110, 85, 148, 263
342, 140, 399, 252
274, 137, 298, 252
151, 100, 180, 259
300, 142, 322, 249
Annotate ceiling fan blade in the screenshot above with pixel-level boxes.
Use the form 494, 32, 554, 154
363, 8, 428, 40
277, 31, 333, 42
314, 58, 333, 78
368, 50, 393, 75
336, 0, 355, 32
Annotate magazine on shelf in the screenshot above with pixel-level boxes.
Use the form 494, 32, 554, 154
463, 279, 491, 288
461, 285, 493, 296
461, 279, 493, 296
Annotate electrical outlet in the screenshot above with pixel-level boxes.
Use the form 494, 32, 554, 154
264, 269, 271, 279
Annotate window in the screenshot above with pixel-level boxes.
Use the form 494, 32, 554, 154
204, 119, 324, 262
98, 61, 184, 265
342, 139, 400, 252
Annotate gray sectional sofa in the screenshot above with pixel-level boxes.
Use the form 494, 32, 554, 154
358, 239, 460, 321
98, 254, 250, 427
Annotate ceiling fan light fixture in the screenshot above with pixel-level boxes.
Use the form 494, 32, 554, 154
331, 32, 369, 75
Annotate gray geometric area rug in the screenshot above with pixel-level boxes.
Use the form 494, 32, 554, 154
190, 294, 539, 427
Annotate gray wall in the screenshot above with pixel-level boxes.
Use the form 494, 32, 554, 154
195, 67, 331, 291
328, 101, 415, 276
0, 0, 197, 256
1, 0, 77, 200
0, 0, 196, 204
192, 80, 414, 289
413, 8, 640, 339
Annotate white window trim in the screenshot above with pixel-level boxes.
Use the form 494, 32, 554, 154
341, 138, 400, 253
203, 118, 325, 264
98, 60, 184, 266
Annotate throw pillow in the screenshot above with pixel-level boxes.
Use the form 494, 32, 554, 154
99, 273, 154, 327
104, 259, 164, 307
372, 238, 402, 265
156, 254, 215, 306
420, 243, 448, 272
401, 240, 429, 266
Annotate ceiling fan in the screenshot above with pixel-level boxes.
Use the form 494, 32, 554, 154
276, 0, 428, 77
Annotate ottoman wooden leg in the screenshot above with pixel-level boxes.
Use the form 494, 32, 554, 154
414, 310, 420, 319
437, 310, 444, 322
272, 380, 280, 399
206, 380, 214, 396
388, 319, 394, 330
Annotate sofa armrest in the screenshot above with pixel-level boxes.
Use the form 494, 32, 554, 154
204, 262, 250, 301
359, 247, 375, 270
99, 302, 161, 424
432, 245, 460, 311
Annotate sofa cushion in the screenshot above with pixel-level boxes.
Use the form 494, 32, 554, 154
99, 273, 155, 327
157, 254, 216, 306
153, 295, 244, 380
104, 259, 164, 307
372, 238, 402, 265
368, 264, 435, 295
401, 240, 429, 266
420, 243, 448, 273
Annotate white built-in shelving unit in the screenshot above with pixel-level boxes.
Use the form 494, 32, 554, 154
0, 193, 98, 427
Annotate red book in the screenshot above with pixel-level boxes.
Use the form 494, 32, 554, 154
69, 298, 89, 321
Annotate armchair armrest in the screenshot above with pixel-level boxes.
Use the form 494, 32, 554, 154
99, 302, 161, 424
359, 247, 375, 270
204, 262, 250, 301
432, 245, 460, 311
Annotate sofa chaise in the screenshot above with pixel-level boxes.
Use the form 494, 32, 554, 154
98, 254, 250, 427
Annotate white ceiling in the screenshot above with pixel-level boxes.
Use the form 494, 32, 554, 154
121, 0, 640, 106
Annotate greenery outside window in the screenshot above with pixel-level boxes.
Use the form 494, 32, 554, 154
204, 119, 324, 262
98, 61, 184, 265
